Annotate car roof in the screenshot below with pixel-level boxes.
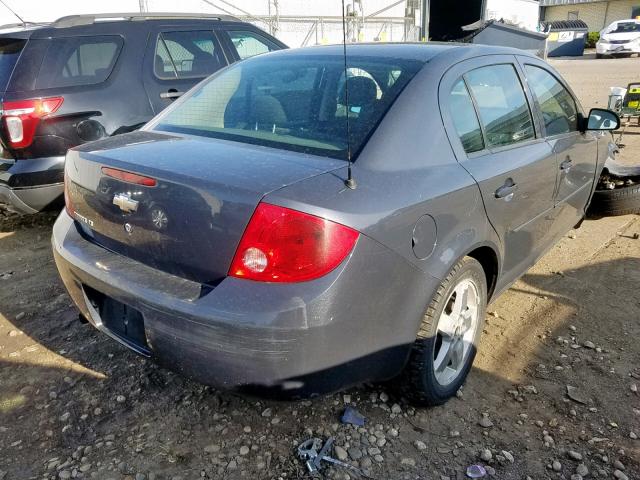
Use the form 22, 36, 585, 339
0, 12, 246, 38
261, 42, 538, 63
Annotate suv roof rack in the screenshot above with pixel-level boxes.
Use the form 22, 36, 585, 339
52, 12, 239, 28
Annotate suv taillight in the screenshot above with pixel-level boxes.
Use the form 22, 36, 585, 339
229, 203, 359, 283
2, 97, 63, 149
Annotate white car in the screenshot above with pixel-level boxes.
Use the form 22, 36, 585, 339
596, 19, 640, 58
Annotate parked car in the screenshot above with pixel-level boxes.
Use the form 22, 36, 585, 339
596, 19, 640, 58
0, 13, 286, 214
53, 43, 619, 405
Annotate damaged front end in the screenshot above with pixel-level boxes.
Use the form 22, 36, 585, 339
597, 158, 640, 190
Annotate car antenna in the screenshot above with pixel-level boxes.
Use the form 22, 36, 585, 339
341, 0, 357, 190
0, 0, 25, 27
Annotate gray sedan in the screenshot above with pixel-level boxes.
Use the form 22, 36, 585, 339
52, 43, 619, 405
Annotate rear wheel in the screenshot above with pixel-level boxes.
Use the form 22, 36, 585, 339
399, 257, 487, 406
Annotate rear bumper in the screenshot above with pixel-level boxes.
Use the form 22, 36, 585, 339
0, 183, 63, 214
52, 210, 437, 395
0, 156, 65, 213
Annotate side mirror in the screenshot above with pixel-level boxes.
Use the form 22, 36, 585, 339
585, 108, 620, 131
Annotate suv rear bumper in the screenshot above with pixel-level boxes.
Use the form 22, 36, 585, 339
0, 183, 63, 214
52, 210, 436, 396
0, 156, 65, 213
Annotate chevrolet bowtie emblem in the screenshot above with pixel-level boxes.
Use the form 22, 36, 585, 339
113, 193, 139, 213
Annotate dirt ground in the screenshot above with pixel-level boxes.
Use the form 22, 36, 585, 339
1, 56, 639, 480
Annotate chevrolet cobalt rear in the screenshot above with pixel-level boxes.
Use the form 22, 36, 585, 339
53, 44, 619, 404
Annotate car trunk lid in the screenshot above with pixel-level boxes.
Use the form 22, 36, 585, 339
65, 130, 345, 284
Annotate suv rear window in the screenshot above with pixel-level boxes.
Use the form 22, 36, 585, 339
35, 35, 123, 89
151, 54, 423, 160
0, 38, 26, 91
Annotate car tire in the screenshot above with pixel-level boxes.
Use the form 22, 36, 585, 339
398, 256, 487, 406
589, 183, 640, 216
596, 53, 604, 59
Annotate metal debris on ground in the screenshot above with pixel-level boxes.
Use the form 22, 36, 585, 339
466, 464, 487, 478
297, 436, 370, 477
341, 406, 366, 426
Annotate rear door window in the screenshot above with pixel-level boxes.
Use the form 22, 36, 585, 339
36, 36, 123, 89
524, 65, 578, 136
0, 38, 26, 91
449, 79, 484, 154
464, 64, 535, 148
226, 30, 279, 59
154, 30, 225, 79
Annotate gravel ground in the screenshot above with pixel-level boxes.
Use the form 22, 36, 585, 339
0, 56, 639, 480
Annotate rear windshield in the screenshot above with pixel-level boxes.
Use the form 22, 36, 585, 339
0, 38, 26, 91
152, 54, 424, 159
35, 35, 123, 89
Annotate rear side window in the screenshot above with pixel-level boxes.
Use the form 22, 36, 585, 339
0, 38, 26, 91
449, 79, 484, 154
524, 65, 578, 136
36, 36, 122, 89
154, 31, 225, 79
465, 64, 535, 148
226, 30, 279, 59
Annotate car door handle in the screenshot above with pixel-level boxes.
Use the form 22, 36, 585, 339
560, 157, 573, 172
495, 179, 518, 199
160, 90, 184, 99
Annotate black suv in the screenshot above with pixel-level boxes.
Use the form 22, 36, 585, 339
0, 13, 286, 214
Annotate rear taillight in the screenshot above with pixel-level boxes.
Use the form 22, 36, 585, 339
229, 203, 359, 283
1, 97, 63, 149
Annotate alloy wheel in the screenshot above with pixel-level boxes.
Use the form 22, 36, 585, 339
433, 278, 481, 386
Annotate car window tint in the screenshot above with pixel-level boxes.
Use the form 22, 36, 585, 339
226, 30, 279, 59
524, 65, 578, 136
449, 79, 484, 154
153, 55, 424, 160
35, 36, 122, 89
154, 31, 225, 79
464, 64, 535, 148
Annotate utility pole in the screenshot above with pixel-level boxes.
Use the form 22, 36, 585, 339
138, 0, 148, 13
421, 0, 429, 41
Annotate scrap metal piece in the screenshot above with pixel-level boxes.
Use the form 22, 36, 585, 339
297, 436, 370, 478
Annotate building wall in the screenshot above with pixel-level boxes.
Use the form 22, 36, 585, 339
544, 0, 640, 32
